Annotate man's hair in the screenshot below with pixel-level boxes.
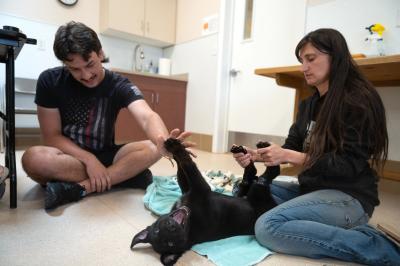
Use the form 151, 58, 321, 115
53, 21, 103, 62
295, 28, 388, 172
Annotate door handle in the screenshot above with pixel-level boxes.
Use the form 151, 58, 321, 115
230, 69, 241, 77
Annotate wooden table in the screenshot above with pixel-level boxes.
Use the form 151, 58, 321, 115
255, 54, 400, 118
255, 54, 400, 181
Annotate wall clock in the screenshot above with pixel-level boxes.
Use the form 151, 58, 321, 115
58, 0, 78, 6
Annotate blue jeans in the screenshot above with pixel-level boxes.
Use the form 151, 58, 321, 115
255, 179, 400, 266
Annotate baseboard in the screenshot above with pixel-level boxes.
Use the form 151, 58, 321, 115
15, 127, 43, 150
187, 133, 212, 152
382, 160, 400, 182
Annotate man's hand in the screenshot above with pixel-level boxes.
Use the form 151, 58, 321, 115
157, 128, 197, 159
85, 156, 111, 193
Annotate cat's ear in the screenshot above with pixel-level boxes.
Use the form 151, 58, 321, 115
161, 253, 183, 265
131, 227, 151, 249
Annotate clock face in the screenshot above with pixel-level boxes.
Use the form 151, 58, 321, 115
58, 0, 78, 6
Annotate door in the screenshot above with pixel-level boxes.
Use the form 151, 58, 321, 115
228, 0, 308, 135
213, 0, 306, 152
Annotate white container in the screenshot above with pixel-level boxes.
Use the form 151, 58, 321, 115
158, 58, 171, 76
365, 33, 385, 57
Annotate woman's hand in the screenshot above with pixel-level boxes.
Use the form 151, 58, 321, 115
232, 147, 258, 168
257, 143, 287, 166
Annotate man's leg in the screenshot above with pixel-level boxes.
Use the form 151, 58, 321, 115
21, 141, 160, 209
21, 146, 88, 185
77, 140, 160, 192
22, 140, 159, 189
22, 146, 92, 209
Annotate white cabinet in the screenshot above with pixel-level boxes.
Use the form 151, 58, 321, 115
100, 0, 176, 47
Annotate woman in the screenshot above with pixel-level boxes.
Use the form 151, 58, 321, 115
233, 28, 399, 265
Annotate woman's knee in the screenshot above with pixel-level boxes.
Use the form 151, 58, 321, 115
254, 211, 284, 249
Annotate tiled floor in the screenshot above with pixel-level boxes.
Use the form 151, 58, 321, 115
0, 149, 399, 266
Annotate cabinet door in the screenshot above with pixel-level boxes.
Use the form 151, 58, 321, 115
145, 0, 176, 43
115, 89, 154, 143
115, 72, 187, 143
154, 89, 186, 133
100, 0, 145, 37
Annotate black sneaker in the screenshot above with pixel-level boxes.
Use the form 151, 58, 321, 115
117, 169, 153, 190
45, 181, 85, 210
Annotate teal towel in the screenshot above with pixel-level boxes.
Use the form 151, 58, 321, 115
192, 235, 272, 266
143, 175, 182, 216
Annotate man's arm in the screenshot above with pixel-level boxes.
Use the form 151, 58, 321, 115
38, 106, 111, 192
126, 99, 169, 145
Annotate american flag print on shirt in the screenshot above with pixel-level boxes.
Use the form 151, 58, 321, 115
63, 97, 109, 150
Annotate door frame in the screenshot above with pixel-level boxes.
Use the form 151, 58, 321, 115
212, 0, 235, 153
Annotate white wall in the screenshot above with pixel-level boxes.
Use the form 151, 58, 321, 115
306, 0, 400, 56
164, 34, 218, 135
306, 0, 400, 161
165, 0, 220, 135
0, 0, 100, 31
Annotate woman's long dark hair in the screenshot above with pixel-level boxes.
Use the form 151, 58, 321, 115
295, 28, 388, 173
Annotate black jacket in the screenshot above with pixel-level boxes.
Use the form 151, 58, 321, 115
282, 92, 379, 217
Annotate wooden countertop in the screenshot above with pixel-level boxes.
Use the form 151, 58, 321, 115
111, 68, 188, 82
255, 54, 400, 88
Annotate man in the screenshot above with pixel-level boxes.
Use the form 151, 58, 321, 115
21, 21, 190, 210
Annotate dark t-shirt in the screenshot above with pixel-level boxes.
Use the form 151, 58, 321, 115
35, 67, 143, 151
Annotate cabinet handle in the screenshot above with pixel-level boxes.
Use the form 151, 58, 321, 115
146, 22, 150, 34
151, 92, 154, 103
156, 93, 159, 104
